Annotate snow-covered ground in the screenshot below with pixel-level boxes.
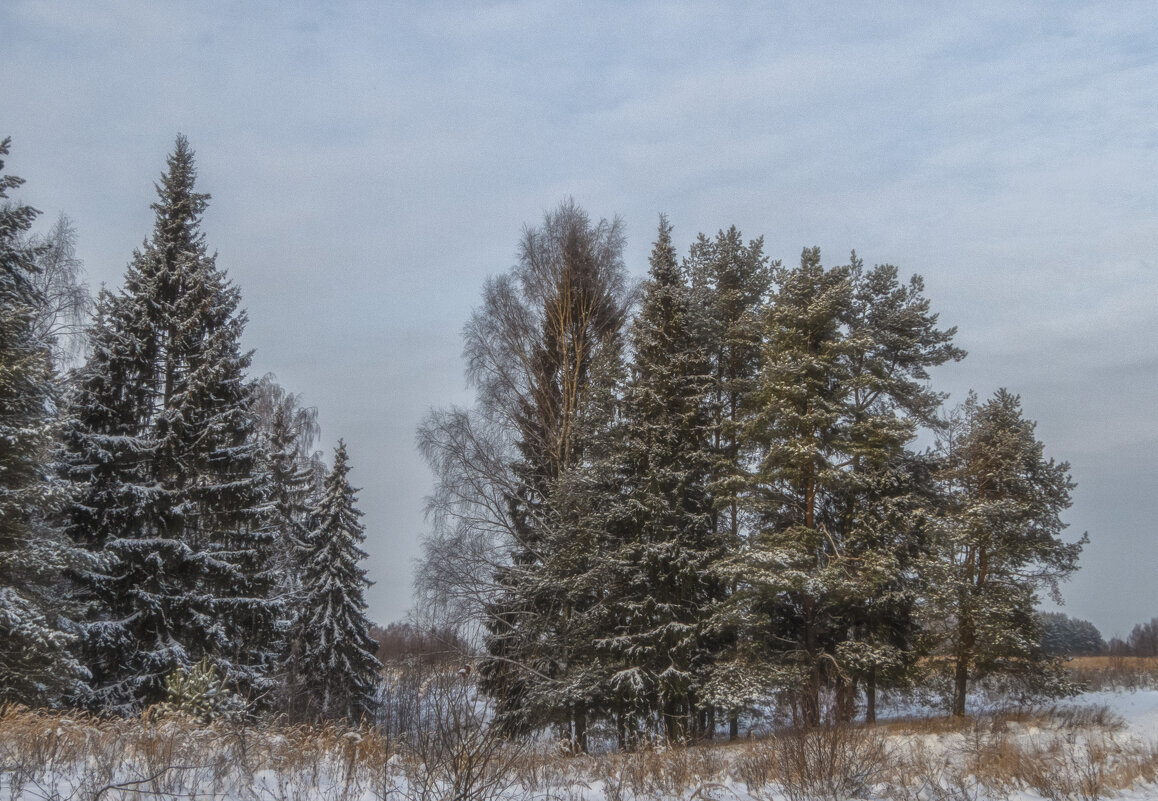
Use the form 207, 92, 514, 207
4, 689, 1158, 801
1067, 688, 1158, 735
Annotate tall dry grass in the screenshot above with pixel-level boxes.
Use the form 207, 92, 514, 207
2, 699, 1158, 800
1066, 656, 1158, 691
0, 704, 393, 800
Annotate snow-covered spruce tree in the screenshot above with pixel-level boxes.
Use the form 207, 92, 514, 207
685, 226, 771, 551
0, 138, 91, 705
684, 225, 771, 737
62, 135, 277, 713
929, 390, 1084, 717
596, 217, 717, 742
250, 374, 323, 715
520, 342, 627, 747
729, 248, 961, 725
296, 440, 381, 723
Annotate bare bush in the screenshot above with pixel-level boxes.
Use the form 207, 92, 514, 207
582, 744, 726, 801
764, 722, 892, 801
387, 672, 526, 801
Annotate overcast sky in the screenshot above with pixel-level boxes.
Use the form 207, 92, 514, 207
3, 1, 1155, 639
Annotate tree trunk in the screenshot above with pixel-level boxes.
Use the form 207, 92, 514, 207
953, 654, 970, 717
802, 595, 821, 727
865, 671, 877, 724
953, 615, 975, 717
835, 676, 855, 723
573, 704, 588, 753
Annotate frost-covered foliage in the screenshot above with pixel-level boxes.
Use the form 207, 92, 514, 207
297, 440, 381, 723
0, 137, 91, 706
61, 135, 277, 713
722, 249, 963, 725
928, 389, 1086, 715
250, 373, 325, 712
155, 657, 244, 723
420, 209, 1088, 743
595, 217, 719, 743
441, 201, 633, 747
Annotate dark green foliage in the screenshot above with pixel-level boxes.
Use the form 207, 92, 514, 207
297, 441, 381, 723
599, 217, 718, 742
422, 212, 1084, 743
251, 374, 323, 713
0, 138, 91, 705
63, 136, 277, 712
930, 390, 1086, 716
726, 248, 963, 724
1038, 612, 1105, 657
471, 202, 632, 749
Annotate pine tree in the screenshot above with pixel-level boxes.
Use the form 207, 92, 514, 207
297, 440, 381, 723
63, 135, 276, 712
732, 248, 962, 724
930, 390, 1085, 716
831, 255, 964, 721
0, 138, 91, 705
733, 247, 853, 725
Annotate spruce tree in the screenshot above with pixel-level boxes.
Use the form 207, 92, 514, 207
684, 226, 771, 737
63, 135, 276, 712
297, 440, 381, 723
686, 227, 771, 550
602, 217, 716, 741
0, 138, 90, 705
251, 374, 323, 715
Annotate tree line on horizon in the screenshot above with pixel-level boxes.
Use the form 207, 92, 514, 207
0, 135, 380, 723
418, 200, 1089, 750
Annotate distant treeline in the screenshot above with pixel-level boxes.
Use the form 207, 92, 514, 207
1037, 612, 1158, 658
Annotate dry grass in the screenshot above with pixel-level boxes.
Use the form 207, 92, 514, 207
0, 704, 394, 800
1066, 656, 1158, 691
2, 699, 1158, 801
884, 705, 1158, 801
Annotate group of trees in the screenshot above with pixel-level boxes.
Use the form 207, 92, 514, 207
0, 136, 379, 722
420, 201, 1086, 748
1107, 618, 1158, 657
1037, 612, 1106, 657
